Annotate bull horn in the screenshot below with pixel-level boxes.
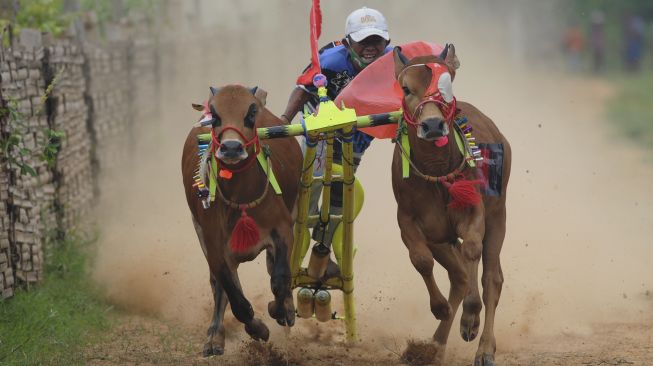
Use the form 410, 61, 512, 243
439, 43, 449, 60
209, 103, 218, 119
395, 46, 409, 65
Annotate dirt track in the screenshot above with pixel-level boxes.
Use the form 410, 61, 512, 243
88, 2, 653, 365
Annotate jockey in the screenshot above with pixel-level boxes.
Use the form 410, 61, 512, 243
281, 7, 392, 272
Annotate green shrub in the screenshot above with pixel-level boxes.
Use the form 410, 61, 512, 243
0, 236, 109, 366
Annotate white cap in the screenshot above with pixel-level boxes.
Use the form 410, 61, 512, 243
345, 7, 390, 42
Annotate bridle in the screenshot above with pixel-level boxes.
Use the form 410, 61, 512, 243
398, 63, 457, 128
210, 122, 261, 174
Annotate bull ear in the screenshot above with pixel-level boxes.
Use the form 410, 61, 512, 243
191, 103, 204, 111
444, 43, 460, 70
253, 87, 267, 106
209, 86, 219, 96
393, 47, 408, 79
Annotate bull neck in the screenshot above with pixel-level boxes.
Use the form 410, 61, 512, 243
407, 125, 464, 178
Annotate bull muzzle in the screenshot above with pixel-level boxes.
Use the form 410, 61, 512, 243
216, 139, 248, 163
418, 117, 449, 141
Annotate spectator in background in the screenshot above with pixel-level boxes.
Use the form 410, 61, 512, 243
563, 20, 585, 72
623, 14, 645, 72
589, 10, 606, 73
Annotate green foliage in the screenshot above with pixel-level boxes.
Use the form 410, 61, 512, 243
8, 0, 74, 38
608, 74, 653, 149
0, 68, 66, 176
0, 235, 109, 365
80, 0, 162, 27
80, 0, 111, 26
124, 0, 159, 15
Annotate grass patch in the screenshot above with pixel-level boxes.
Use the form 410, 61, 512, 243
608, 73, 653, 149
0, 236, 109, 365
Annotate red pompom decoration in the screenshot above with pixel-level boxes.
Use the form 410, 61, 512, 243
441, 179, 483, 209
230, 208, 260, 253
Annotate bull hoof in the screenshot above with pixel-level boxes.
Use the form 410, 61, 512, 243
474, 354, 495, 366
431, 301, 452, 321
268, 297, 296, 327
284, 296, 296, 327
460, 312, 480, 342
268, 300, 283, 321
245, 318, 270, 342
202, 342, 224, 357
283, 313, 295, 327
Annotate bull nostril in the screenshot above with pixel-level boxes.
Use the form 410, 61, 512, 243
221, 141, 244, 152
422, 124, 430, 132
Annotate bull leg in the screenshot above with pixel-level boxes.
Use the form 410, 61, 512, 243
398, 212, 450, 321
411, 242, 469, 365
203, 274, 228, 356
267, 228, 296, 327
460, 260, 482, 342
191, 216, 231, 355
431, 243, 469, 348
474, 209, 506, 366
457, 207, 485, 343
215, 264, 270, 342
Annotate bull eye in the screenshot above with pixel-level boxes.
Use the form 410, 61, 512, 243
210, 104, 221, 127
402, 86, 411, 96
244, 103, 257, 129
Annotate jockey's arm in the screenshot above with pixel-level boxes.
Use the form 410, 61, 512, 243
281, 86, 311, 123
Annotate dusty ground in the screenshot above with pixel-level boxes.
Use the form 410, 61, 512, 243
87, 2, 653, 365
84, 313, 652, 365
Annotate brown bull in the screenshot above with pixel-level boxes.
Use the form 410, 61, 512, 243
391, 45, 512, 366
181, 85, 302, 356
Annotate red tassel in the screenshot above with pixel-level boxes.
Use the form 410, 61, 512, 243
230, 208, 260, 253
442, 179, 483, 209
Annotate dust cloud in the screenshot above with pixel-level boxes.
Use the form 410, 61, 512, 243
91, 0, 653, 356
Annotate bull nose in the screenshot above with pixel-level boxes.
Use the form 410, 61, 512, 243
220, 140, 244, 157
422, 118, 446, 130
421, 117, 446, 139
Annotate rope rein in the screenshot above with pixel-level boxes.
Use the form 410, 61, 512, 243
212, 155, 272, 211
395, 116, 475, 184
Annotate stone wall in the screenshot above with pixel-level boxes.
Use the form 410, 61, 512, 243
84, 40, 132, 172
0, 44, 51, 289
0, 29, 161, 298
48, 40, 93, 232
0, 156, 13, 298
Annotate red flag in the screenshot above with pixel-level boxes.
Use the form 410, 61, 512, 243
296, 0, 322, 85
